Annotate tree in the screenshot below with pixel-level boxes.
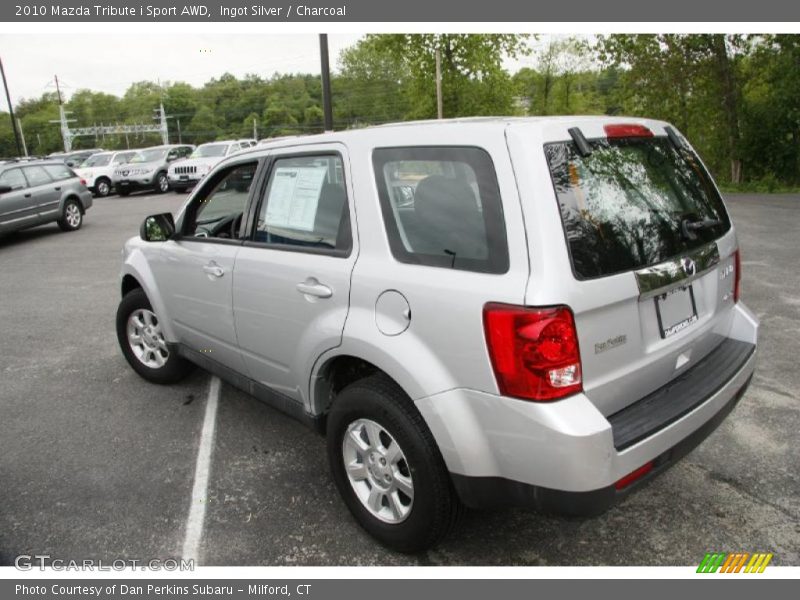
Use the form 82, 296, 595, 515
344, 34, 531, 119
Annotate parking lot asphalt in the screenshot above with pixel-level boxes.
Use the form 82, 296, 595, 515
0, 192, 797, 567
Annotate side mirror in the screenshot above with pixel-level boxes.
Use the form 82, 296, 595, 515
166, 153, 179, 162
0, 185, 12, 195
140, 213, 176, 242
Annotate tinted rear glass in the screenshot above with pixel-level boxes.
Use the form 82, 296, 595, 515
546, 137, 731, 279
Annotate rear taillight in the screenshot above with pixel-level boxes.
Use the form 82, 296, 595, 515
734, 249, 742, 303
79, 179, 87, 187
604, 123, 654, 139
483, 303, 582, 401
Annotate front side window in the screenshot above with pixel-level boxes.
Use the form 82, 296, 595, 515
113, 152, 136, 165
182, 162, 257, 240
253, 154, 351, 254
546, 137, 732, 279
0, 168, 26, 190
131, 149, 167, 163
23, 166, 54, 188
373, 146, 508, 274
84, 153, 112, 167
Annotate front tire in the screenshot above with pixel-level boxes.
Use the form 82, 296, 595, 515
327, 375, 463, 553
155, 172, 169, 194
116, 288, 193, 384
57, 199, 83, 231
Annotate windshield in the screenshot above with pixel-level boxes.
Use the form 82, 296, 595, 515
546, 137, 731, 279
131, 149, 167, 163
191, 144, 229, 158
82, 153, 112, 167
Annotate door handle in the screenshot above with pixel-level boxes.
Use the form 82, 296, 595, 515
24, 193, 31, 198
54, 187, 61, 191
296, 278, 332, 299
202, 263, 224, 278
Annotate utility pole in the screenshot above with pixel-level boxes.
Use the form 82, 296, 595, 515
0, 57, 23, 156
435, 48, 443, 120
176, 118, 182, 144
319, 34, 334, 132
54, 74, 63, 105
16, 117, 27, 156
52, 74, 74, 151
253, 117, 258, 141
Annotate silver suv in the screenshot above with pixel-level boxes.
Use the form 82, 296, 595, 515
116, 118, 758, 552
0, 160, 93, 234
113, 144, 194, 196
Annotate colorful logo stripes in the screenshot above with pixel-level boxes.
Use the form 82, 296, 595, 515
697, 552, 773, 573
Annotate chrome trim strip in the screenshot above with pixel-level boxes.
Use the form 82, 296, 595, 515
635, 242, 720, 299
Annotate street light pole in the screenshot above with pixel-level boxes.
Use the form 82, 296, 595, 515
0, 56, 23, 156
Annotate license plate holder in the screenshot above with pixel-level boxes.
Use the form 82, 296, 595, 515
655, 285, 698, 339
179, 175, 188, 180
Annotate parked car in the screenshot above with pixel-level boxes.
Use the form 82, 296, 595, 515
167, 140, 251, 192
112, 144, 194, 196
74, 150, 138, 197
116, 117, 758, 552
0, 160, 93, 234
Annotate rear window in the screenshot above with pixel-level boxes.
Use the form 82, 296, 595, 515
546, 137, 731, 279
373, 147, 508, 274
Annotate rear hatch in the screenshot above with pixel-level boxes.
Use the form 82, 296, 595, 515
510, 120, 740, 416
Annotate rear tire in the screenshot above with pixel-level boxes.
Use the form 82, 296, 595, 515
57, 199, 83, 231
327, 374, 464, 553
118, 189, 130, 197
172, 186, 187, 193
116, 288, 193, 384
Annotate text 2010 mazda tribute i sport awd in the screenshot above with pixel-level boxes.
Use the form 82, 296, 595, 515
116, 117, 758, 552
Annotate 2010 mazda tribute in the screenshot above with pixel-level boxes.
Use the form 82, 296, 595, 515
116, 117, 758, 552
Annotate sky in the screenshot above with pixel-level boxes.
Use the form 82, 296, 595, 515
0, 34, 363, 104
0, 33, 543, 109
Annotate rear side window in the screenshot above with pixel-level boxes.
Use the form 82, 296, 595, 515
373, 147, 508, 274
23, 166, 54, 187
546, 137, 731, 279
43, 164, 74, 181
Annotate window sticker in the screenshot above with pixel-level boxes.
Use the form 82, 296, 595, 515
265, 165, 328, 232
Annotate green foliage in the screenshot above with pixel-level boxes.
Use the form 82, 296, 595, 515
0, 34, 797, 188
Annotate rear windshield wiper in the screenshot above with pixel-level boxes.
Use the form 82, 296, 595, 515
681, 217, 721, 240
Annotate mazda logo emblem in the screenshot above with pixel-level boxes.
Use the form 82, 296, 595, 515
682, 257, 696, 276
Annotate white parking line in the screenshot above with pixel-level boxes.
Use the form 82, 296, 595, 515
181, 375, 221, 563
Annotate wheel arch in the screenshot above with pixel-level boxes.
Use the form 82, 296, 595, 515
61, 194, 85, 214
309, 346, 431, 419
120, 252, 177, 342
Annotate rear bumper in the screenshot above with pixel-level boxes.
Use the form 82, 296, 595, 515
450, 373, 752, 515
417, 303, 758, 514
79, 191, 93, 211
